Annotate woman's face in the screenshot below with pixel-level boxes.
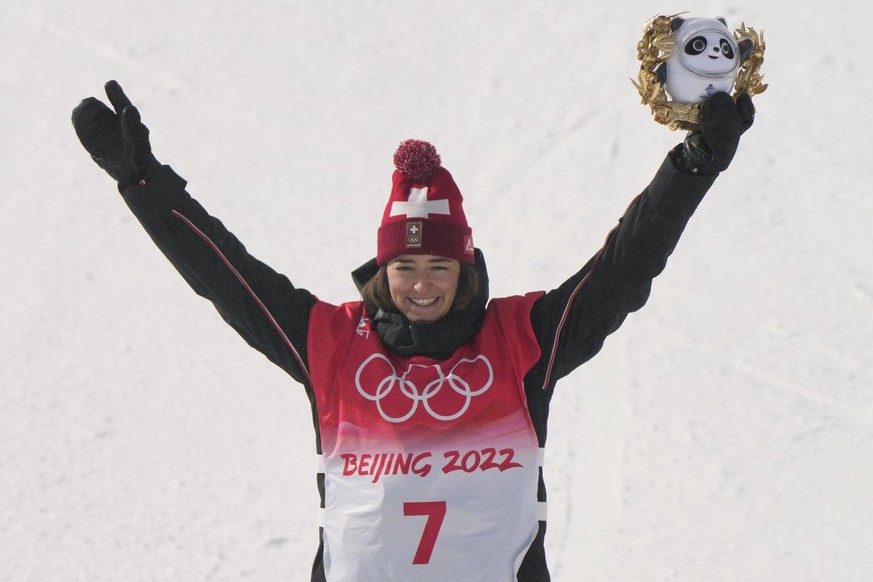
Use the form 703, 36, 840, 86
386, 255, 461, 322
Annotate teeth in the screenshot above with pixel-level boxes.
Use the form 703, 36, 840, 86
409, 297, 437, 307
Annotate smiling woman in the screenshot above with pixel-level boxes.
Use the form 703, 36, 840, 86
360, 256, 481, 322
72, 81, 754, 582
386, 256, 460, 322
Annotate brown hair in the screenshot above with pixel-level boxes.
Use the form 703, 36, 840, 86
360, 263, 481, 315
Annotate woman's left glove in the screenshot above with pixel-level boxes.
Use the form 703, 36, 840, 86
72, 80, 157, 190
672, 92, 755, 175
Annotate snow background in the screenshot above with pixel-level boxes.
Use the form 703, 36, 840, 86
2, 0, 872, 580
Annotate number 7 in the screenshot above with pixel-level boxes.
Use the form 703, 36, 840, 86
402, 501, 447, 565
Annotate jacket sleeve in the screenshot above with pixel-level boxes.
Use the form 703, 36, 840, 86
528, 152, 718, 391
119, 163, 316, 386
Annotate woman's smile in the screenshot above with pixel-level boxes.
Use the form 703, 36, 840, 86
387, 255, 460, 322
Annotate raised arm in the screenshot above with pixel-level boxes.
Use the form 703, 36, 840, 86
72, 81, 316, 385
529, 93, 755, 389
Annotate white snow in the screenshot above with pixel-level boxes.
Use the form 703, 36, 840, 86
2, 1, 872, 580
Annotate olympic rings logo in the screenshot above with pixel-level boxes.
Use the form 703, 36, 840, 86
354, 354, 494, 423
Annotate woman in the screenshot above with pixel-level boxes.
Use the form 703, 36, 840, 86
72, 80, 754, 581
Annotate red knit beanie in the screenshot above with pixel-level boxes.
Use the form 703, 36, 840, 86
377, 139, 474, 266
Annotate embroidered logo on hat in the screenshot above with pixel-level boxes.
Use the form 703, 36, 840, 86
464, 235, 475, 256
406, 221, 423, 248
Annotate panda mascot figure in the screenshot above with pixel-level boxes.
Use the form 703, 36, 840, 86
659, 16, 755, 103
633, 14, 766, 129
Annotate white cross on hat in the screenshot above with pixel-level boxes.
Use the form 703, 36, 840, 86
389, 187, 451, 219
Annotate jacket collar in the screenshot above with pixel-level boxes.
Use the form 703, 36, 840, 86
351, 249, 490, 360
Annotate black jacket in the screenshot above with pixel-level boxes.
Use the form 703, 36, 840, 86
121, 151, 717, 581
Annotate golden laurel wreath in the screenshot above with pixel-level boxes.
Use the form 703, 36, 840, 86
632, 15, 768, 130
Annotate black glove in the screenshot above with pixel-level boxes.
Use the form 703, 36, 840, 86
72, 80, 157, 190
673, 92, 755, 175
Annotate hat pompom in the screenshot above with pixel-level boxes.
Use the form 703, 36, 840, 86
393, 139, 442, 182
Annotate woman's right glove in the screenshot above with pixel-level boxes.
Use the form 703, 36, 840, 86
72, 80, 157, 190
672, 92, 755, 175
